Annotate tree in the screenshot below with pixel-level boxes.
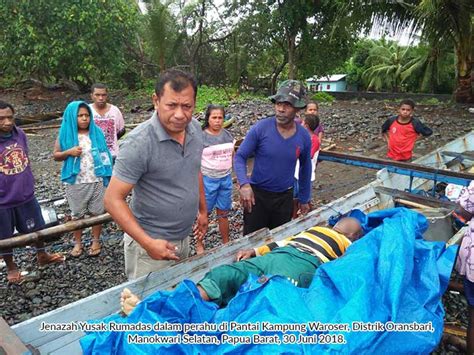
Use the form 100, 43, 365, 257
363, 40, 412, 92
416, 0, 473, 102
401, 39, 455, 93
144, 0, 178, 71
337, 0, 473, 102
0, 0, 141, 88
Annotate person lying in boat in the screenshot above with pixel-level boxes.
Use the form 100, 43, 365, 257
120, 216, 363, 314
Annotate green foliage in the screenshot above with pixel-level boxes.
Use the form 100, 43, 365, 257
418, 97, 440, 105
335, 38, 455, 94
311, 92, 335, 103
0, 0, 141, 88
195, 86, 264, 112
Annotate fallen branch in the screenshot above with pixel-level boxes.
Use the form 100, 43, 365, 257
21, 124, 61, 132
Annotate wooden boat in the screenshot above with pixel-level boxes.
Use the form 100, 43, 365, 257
9, 131, 474, 354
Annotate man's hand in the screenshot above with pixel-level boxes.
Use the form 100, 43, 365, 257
68, 146, 82, 157
239, 184, 255, 213
235, 249, 256, 261
143, 239, 179, 261
298, 203, 311, 215
193, 212, 208, 241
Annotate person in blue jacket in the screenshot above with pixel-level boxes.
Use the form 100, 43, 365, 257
234, 80, 312, 235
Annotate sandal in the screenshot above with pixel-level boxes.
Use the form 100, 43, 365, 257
88, 245, 101, 257
7, 269, 24, 284
69, 246, 83, 258
38, 253, 66, 266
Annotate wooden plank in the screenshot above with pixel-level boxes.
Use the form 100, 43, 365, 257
373, 186, 457, 209
444, 324, 467, 338
0, 317, 30, 355
442, 150, 474, 160
36, 330, 84, 355
447, 226, 467, 246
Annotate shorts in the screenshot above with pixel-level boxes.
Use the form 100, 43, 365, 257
65, 181, 105, 219
203, 174, 232, 212
124, 233, 190, 280
464, 277, 474, 307
0, 198, 45, 239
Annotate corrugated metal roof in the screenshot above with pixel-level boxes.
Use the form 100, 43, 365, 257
306, 74, 347, 82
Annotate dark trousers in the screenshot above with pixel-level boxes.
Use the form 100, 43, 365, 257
243, 185, 293, 235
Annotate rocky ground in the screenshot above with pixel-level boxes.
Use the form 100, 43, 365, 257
0, 85, 473, 352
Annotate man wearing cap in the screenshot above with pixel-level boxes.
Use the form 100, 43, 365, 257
234, 80, 312, 235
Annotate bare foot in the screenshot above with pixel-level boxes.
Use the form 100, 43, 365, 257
120, 288, 141, 316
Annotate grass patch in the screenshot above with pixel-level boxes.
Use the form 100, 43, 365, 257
311, 91, 335, 103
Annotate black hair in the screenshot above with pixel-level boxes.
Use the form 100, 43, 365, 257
91, 83, 108, 93
304, 114, 320, 131
400, 99, 415, 109
0, 100, 15, 113
306, 100, 319, 110
78, 102, 90, 111
155, 69, 197, 99
202, 104, 225, 130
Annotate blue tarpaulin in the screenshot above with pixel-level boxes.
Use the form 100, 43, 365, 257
81, 208, 457, 354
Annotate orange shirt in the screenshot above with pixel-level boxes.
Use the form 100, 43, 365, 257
386, 119, 419, 161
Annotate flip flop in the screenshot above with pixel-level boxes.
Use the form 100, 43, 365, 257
38, 253, 66, 266
69, 247, 83, 258
7, 270, 25, 284
88, 245, 101, 257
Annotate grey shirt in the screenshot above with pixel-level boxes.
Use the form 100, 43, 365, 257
113, 113, 203, 241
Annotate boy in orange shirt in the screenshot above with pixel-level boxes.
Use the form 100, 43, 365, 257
381, 99, 432, 161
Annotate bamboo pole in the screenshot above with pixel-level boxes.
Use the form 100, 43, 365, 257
0, 213, 113, 250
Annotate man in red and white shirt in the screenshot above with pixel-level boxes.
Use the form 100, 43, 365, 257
89, 83, 125, 159
381, 99, 432, 161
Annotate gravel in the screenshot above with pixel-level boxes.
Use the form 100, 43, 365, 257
0, 87, 472, 352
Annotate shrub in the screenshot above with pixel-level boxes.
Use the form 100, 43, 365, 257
311, 91, 335, 103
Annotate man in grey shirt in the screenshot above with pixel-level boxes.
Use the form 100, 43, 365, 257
104, 69, 208, 280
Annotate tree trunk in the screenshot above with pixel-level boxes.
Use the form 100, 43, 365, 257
454, 39, 473, 103
271, 59, 287, 94
287, 35, 296, 79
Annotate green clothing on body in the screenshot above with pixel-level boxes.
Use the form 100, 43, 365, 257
198, 246, 321, 307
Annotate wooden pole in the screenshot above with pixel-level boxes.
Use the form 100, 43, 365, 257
21, 124, 61, 132
0, 213, 113, 250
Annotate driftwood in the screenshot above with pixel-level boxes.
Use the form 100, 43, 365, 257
0, 213, 113, 250
18, 111, 63, 124
21, 124, 61, 132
